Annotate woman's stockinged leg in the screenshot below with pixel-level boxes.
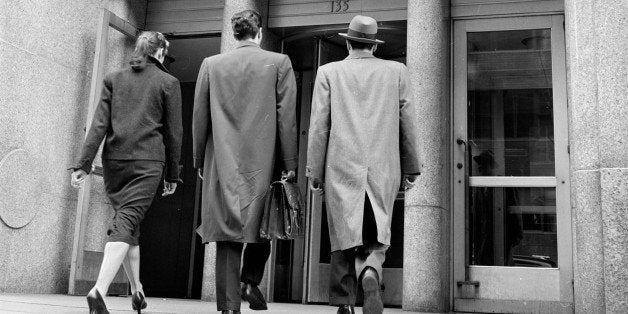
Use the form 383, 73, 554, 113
91, 241, 131, 300
122, 245, 143, 294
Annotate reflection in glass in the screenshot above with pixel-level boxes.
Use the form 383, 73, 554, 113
467, 29, 555, 177
469, 187, 557, 267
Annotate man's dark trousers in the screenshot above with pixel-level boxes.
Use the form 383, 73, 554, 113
216, 241, 270, 311
329, 195, 388, 306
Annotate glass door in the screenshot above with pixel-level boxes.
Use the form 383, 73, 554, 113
452, 15, 573, 313
304, 38, 348, 303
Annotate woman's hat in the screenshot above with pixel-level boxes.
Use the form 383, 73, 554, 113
338, 15, 385, 44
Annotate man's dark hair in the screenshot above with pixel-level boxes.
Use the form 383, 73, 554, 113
231, 10, 262, 40
347, 39, 375, 51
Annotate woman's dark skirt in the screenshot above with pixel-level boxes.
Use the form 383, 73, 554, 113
102, 159, 164, 246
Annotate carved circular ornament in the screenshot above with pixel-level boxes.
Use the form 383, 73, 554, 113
0, 149, 39, 229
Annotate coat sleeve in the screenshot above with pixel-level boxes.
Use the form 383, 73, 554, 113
192, 58, 211, 169
399, 64, 422, 174
306, 67, 331, 181
72, 74, 113, 174
163, 77, 183, 183
276, 55, 298, 171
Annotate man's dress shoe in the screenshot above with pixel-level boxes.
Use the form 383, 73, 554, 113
361, 268, 384, 314
337, 304, 355, 314
241, 283, 268, 310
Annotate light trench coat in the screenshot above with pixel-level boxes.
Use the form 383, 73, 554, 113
306, 50, 421, 251
192, 42, 298, 243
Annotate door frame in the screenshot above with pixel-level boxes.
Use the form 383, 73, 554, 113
164, 33, 222, 299
451, 14, 573, 312
68, 9, 140, 295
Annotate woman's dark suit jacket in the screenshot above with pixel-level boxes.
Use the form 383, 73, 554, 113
74, 56, 183, 182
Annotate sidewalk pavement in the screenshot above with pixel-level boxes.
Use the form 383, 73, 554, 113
0, 293, 415, 314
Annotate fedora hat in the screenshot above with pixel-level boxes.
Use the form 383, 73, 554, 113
339, 15, 385, 44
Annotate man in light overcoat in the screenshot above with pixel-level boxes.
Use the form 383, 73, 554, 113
192, 10, 298, 314
306, 15, 421, 314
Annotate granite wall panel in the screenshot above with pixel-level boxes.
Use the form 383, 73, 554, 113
600, 168, 628, 314
0, 0, 147, 294
571, 169, 606, 313
565, 0, 628, 312
594, 0, 628, 169
564, 0, 600, 171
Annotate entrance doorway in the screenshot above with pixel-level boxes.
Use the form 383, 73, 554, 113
267, 23, 408, 306
139, 36, 221, 299
452, 15, 573, 313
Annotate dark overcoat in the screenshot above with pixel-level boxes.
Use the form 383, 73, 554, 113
306, 50, 421, 251
193, 42, 298, 243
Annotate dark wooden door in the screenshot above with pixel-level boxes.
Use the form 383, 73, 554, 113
139, 82, 204, 298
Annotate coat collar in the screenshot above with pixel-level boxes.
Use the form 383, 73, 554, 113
237, 41, 260, 49
148, 56, 170, 73
129, 55, 170, 73
345, 50, 375, 60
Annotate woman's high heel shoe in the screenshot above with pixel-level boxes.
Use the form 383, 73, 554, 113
131, 291, 148, 314
86, 289, 109, 314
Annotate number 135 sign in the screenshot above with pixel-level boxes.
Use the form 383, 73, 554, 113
331, 0, 350, 12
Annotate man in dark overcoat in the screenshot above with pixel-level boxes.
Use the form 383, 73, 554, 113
192, 10, 298, 314
306, 15, 421, 314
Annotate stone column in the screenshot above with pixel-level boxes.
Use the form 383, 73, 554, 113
564, 1, 628, 313
201, 0, 280, 301
403, 1, 451, 312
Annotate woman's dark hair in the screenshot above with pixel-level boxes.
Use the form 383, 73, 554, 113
347, 39, 375, 51
231, 10, 262, 40
133, 31, 169, 58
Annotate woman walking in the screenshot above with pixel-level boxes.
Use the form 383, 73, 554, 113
70, 31, 182, 314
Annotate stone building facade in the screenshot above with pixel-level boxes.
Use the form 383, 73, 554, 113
0, 0, 147, 293
0, 0, 626, 313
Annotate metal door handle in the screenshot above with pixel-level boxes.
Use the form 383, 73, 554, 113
456, 138, 466, 146
457, 280, 480, 287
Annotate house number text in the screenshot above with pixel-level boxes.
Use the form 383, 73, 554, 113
331, 0, 350, 12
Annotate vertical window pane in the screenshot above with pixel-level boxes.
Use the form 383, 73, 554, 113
469, 187, 558, 268
467, 29, 555, 177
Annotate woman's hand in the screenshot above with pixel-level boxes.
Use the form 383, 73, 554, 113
71, 170, 88, 188
162, 181, 177, 196
282, 170, 296, 181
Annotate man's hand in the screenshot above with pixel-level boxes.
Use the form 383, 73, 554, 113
282, 170, 296, 181
162, 181, 177, 196
71, 170, 88, 188
402, 174, 419, 191
309, 178, 324, 195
